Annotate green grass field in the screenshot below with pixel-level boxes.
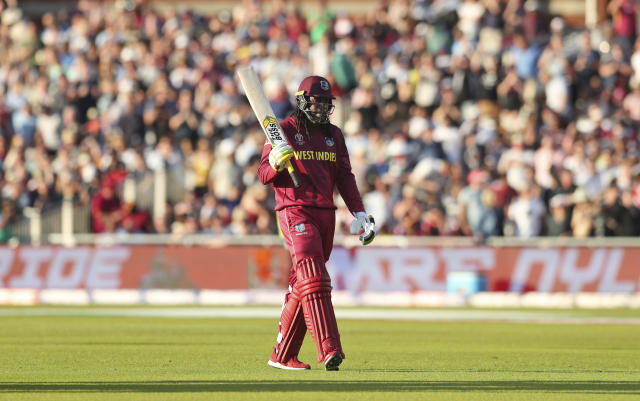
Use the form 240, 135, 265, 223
0, 307, 639, 400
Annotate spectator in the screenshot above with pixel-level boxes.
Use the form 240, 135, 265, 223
458, 169, 490, 237
392, 184, 422, 235
0, 199, 16, 243
545, 195, 572, 236
209, 138, 242, 202
608, 0, 637, 52
600, 184, 627, 236
620, 189, 640, 235
11, 104, 37, 146
169, 90, 199, 147
1, 0, 639, 240
118, 94, 144, 148
507, 183, 546, 238
190, 138, 214, 198
509, 31, 541, 80
91, 178, 123, 233
571, 188, 595, 237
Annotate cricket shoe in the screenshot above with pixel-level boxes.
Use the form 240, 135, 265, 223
268, 355, 310, 370
324, 351, 343, 371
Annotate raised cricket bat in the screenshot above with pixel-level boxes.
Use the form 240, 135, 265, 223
237, 66, 301, 188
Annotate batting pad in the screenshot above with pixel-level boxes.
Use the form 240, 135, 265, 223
296, 257, 344, 362
272, 290, 307, 363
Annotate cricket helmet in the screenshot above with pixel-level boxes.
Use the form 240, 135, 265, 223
296, 76, 335, 124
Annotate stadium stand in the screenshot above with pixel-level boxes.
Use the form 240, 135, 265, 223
1, 0, 639, 243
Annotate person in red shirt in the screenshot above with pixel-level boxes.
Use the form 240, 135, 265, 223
608, 0, 637, 51
258, 76, 375, 371
91, 178, 123, 233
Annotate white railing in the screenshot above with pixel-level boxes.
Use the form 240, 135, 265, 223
45, 233, 640, 248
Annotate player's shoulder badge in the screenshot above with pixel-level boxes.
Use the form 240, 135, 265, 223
325, 137, 334, 147
295, 132, 305, 146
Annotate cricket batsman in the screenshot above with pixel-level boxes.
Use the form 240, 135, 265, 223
258, 76, 376, 371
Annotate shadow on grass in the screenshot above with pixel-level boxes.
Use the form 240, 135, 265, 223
0, 381, 638, 394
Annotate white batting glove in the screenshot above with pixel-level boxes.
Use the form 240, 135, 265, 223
269, 143, 293, 172
350, 212, 376, 245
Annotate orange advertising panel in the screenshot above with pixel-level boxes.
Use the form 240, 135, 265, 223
1, 245, 639, 292
0, 246, 291, 290
327, 246, 640, 293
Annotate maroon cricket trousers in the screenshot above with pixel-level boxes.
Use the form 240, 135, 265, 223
278, 206, 335, 266
273, 205, 343, 363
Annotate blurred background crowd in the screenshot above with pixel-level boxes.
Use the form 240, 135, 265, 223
1, 0, 640, 241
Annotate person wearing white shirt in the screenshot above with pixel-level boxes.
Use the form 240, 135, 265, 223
507, 183, 546, 238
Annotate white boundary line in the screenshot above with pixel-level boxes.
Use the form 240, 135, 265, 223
0, 307, 639, 324
2, 289, 640, 309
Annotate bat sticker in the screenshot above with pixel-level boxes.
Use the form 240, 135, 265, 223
262, 116, 284, 142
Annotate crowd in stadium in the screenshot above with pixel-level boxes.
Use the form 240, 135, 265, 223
1, 0, 640, 241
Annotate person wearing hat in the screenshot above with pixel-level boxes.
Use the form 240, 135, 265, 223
258, 76, 375, 371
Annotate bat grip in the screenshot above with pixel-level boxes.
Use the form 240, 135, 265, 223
285, 161, 301, 188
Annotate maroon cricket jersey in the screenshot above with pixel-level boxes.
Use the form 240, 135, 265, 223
258, 116, 365, 213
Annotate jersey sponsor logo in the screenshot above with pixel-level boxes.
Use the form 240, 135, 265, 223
325, 137, 334, 147
320, 80, 330, 91
293, 150, 336, 162
294, 132, 305, 145
262, 116, 284, 143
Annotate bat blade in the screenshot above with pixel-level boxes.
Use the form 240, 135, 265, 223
237, 67, 301, 188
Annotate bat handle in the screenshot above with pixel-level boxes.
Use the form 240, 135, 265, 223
285, 161, 301, 188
